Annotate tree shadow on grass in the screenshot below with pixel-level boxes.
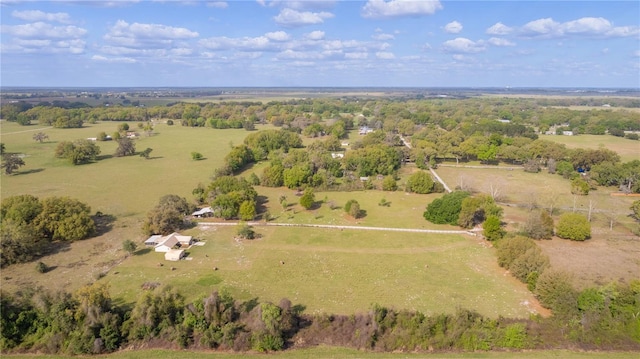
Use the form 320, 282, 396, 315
256, 195, 269, 214
134, 248, 151, 256
93, 213, 117, 236
15, 168, 45, 175
96, 154, 113, 161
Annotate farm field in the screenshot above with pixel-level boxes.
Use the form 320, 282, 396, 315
0, 121, 254, 216
102, 224, 541, 317
433, 165, 640, 287
539, 134, 639, 162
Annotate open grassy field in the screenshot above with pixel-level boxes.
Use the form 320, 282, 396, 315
539, 134, 639, 163
3, 347, 640, 359
1, 121, 253, 216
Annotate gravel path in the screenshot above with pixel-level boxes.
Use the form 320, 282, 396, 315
198, 221, 480, 235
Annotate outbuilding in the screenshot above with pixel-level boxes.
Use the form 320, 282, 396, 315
164, 249, 185, 261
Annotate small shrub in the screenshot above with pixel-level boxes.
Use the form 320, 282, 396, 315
35, 261, 48, 273
556, 212, 591, 241
191, 152, 203, 161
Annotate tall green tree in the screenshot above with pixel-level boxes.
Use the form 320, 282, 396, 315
115, 138, 136, 157
1, 154, 25, 175
33, 197, 95, 241
423, 191, 470, 225
405, 171, 435, 194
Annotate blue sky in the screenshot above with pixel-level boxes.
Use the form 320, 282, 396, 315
1, 0, 639, 88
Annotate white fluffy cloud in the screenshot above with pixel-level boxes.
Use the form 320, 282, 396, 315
106, 20, 198, 40
361, 0, 442, 19
442, 37, 486, 53
486, 22, 513, 35
91, 55, 137, 63
520, 17, 639, 38
265, 31, 291, 41
2, 22, 87, 39
488, 37, 515, 47
12, 10, 71, 24
274, 8, 334, 27
376, 51, 395, 59
305, 30, 325, 40
444, 21, 462, 34
199, 35, 274, 51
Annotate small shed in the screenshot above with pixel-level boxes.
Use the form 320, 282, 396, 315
192, 207, 214, 218
165, 249, 185, 261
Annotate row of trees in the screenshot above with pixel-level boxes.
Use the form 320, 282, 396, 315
2, 276, 638, 355
0, 195, 95, 267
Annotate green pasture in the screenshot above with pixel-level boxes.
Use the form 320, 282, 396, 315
1, 121, 253, 216
539, 134, 639, 162
3, 347, 639, 359
104, 224, 538, 318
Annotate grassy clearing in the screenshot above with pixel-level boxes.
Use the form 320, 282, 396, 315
104, 224, 538, 318
3, 347, 640, 359
538, 134, 639, 162
1, 121, 254, 216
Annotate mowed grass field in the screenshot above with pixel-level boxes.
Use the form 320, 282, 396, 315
1, 120, 543, 319
539, 134, 639, 162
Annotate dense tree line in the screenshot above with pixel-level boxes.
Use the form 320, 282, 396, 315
0, 195, 95, 267
2, 277, 638, 355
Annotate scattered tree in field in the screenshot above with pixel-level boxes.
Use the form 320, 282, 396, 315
191, 151, 203, 161
299, 188, 315, 210
1, 153, 25, 174
118, 123, 129, 132
483, 215, 505, 241
423, 191, 470, 225
378, 198, 390, 207
55, 139, 101, 165
167, 119, 174, 125
236, 222, 255, 240
122, 240, 137, 255
279, 195, 288, 211
261, 163, 284, 187
97, 131, 109, 141
140, 147, 153, 159
405, 171, 435, 194
556, 212, 591, 241
32, 132, 49, 143
522, 210, 554, 239
345, 199, 362, 219
0, 143, 5, 155
115, 137, 136, 157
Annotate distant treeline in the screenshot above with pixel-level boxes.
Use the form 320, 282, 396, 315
2, 97, 639, 133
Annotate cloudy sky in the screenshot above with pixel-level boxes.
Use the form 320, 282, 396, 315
1, 0, 639, 88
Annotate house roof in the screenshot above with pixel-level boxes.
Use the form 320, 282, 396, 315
192, 207, 213, 216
